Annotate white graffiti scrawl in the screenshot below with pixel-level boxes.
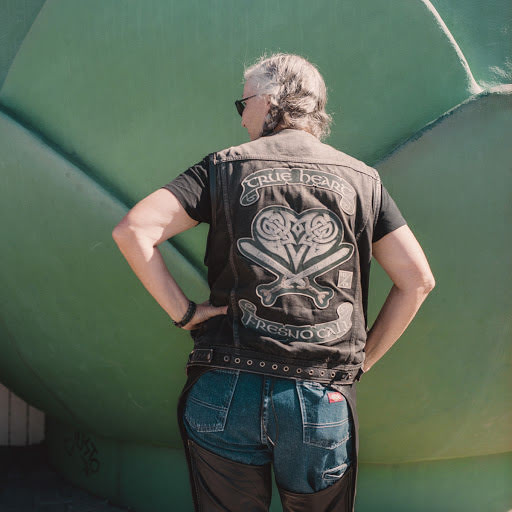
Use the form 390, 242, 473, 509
237, 206, 354, 309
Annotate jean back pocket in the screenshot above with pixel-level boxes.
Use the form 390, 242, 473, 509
295, 380, 351, 449
184, 369, 239, 433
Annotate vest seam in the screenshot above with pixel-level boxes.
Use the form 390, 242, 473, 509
219, 162, 240, 347
215, 154, 380, 180
349, 268, 362, 358
355, 175, 381, 241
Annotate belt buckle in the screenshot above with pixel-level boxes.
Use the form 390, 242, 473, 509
190, 348, 213, 363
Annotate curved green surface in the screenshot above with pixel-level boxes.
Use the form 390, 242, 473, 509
0, 110, 208, 447
0, 0, 481, 271
0, 0, 45, 88
47, 416, 512, 512
46, 417, 194, 512
0, 1, 510, 511
1, 0, 475, 195
430, 0, 512, 86
366, 88, 512, 462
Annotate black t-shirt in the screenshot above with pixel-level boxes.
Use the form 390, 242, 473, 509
372, 181, 406, 242
162, 157, 406, 242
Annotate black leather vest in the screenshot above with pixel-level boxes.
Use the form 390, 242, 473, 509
192, 128, 381, 375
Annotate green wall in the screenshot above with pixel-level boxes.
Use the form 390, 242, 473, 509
0, 1, 510, 510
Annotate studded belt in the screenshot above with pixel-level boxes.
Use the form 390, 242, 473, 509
187, 348, 363, 384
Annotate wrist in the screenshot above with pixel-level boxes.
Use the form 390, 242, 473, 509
173, 300, 196, 328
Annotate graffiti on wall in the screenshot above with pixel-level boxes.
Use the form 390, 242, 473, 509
64, 430, 100, 476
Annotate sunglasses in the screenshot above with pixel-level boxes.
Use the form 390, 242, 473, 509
235, 94, 259, 116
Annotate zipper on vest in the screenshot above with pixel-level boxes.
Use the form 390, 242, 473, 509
220, 165, 240, 347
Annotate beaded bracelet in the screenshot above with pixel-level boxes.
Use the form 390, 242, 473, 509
173, 300, 197, 328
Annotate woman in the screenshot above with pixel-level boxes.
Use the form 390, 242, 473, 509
113, 53, 435, 511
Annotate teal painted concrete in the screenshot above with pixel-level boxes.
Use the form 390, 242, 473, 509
0, 0, 46, 88
47, 416, 512, 512
0, 110, 207, 447
46, 416, 193, 511
0, 0, 480, 270
364, 88, 512, 462
356, 452, 512, 512
430, 0, 512, 86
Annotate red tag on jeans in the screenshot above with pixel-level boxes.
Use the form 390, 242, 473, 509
327, 392, 344, 403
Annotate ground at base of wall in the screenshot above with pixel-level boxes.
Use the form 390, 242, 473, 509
0, 443, 128, 512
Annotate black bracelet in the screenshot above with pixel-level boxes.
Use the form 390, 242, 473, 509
173, 301, 197, 328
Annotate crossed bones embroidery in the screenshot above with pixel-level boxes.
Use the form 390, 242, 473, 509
237, 206, 354, 309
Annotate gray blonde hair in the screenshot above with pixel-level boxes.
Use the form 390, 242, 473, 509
244, 53, 332, 140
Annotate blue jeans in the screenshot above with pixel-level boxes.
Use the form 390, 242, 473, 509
183, 368, 354, 494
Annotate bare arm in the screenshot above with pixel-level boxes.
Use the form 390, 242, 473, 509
362, 225, 435, 372
112, 189, 227, 330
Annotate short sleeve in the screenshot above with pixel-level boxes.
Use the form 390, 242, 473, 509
161, 156, 211, 224
372, 184, 407, 242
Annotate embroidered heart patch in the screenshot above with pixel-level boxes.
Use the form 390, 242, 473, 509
237, 206, 354, 308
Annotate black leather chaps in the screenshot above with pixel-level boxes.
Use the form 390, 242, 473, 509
187, 437, 354, 512
178, 365, 360, 512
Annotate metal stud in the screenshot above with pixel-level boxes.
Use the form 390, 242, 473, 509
272, 364, 278, 370
247, 360, 253, 366
331, 371, 336, 378
308, 370, 314, 376
223, 356, 230, 362
320, 370, 325, 376
283, 366, 289, 372
234, 358, 241, 364
259, 361, 265, 367
296, 368, 302, 374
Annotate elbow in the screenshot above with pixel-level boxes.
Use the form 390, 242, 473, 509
112, 218, 133, 245
112, 225, 122, 243
398, 271, 435, 296
424, 275, 436, 294
112, 216, 158, 249
419, 272, 436, 295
